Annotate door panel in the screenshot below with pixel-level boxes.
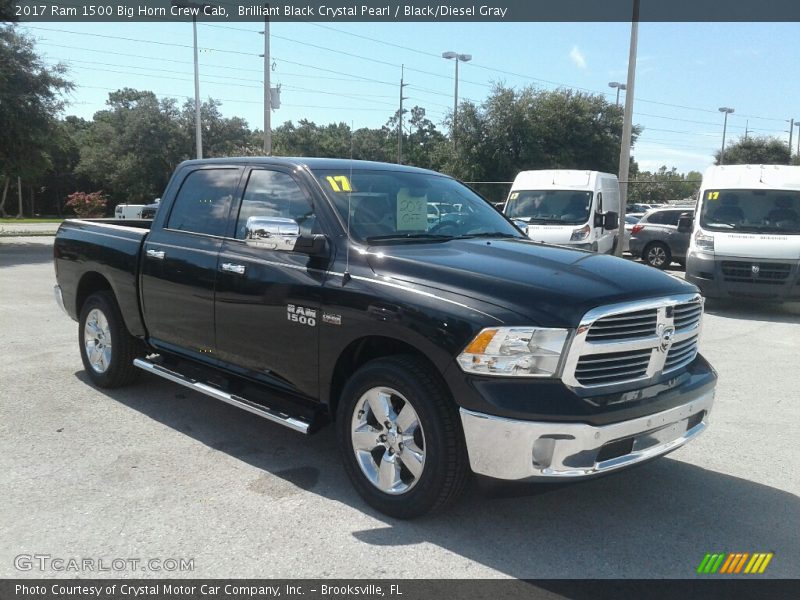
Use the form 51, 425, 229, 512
214, 242, 326, 396
214, 168, 326, 398
141, 230, 221, 352
140, 166, 241, 353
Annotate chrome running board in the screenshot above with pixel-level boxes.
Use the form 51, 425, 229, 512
133, 358, 310, 434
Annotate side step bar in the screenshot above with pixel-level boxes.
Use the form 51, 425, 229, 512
133, 358, 310, 434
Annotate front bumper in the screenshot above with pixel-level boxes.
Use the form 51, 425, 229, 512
460, 388, 713, 480
686, 251, 800, 301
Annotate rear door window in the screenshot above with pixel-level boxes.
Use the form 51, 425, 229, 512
167, 168, 240, 236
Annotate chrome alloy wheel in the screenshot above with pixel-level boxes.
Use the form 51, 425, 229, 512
83, 308, 112, 374
350, 386, 426, 495
647, 245, 667, 267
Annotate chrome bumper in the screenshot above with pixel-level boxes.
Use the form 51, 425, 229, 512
460, 389, 714, 480
53, 284, 68, 316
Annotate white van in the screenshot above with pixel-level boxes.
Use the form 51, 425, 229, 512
686, 164, 800, 301
504, 170, 621, 253
114, 204, 146, 219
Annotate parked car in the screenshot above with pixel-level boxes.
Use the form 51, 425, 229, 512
504, 170, 620, 254
686, 164, 800, 302
140, 199, 160, 219
629, 207, 695, 269
113, 204, 147, 219
628, 203, 654, 213
53, 157, 716, 518
622, 213, 644, 253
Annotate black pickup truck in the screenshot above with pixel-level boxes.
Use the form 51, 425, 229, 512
54, 157, 717, 518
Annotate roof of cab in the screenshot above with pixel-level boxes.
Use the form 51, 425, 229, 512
177, 156, 444, 176
702, 164, 800, 190
511, 169, 617, 190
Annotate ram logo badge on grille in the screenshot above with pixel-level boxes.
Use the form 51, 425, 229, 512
752, 264, 760, 276
657, 324, 676, 353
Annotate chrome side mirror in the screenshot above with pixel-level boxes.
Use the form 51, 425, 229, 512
245, 216, 300, 251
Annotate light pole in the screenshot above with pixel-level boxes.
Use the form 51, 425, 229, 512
718, 107, 735, 165
608, 81, 627, 107
788, 118, 796, 158
795, 121, 800, 157
614, 0, 639, 257
172, 0, 206, 159
442, 51, 471, 150
260, 5, 271, 155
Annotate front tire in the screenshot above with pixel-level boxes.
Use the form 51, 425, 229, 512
336, 355, 469, 519
79, 291, 140, 388
643, 242, 672, 269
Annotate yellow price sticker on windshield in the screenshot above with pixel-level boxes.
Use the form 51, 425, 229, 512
510, 192, 519, 199
707, 191, 720, 200
326, 175, 352, 192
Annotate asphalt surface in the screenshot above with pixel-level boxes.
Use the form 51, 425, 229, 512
1, 236, 798, 579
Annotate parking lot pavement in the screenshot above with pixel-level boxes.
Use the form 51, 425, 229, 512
2, 236, 799, 579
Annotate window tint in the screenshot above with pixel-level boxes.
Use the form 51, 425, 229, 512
167, 169, 239, 236
235, 170, 315, 239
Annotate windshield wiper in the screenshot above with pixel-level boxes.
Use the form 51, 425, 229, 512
527, 218, 566, 224
454, 232, 521, 239
366, 233, 455, 243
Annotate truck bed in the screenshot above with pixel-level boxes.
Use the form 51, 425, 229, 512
54, 218, 151, 337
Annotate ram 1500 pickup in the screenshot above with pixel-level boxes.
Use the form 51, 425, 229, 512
54, 158, 717, 518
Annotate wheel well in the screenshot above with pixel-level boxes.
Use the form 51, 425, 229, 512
328, 336, 442, 420
75, 272, 113, 315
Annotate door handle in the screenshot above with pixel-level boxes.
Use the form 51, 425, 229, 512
221, 263, 246, 275
146, 249, 165, 260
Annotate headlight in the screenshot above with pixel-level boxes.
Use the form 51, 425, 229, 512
456, 327, 569, 377
570, 224, 590, 241
695, 230, 714, 251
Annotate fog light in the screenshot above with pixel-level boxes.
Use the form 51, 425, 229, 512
532, 438, 556, 468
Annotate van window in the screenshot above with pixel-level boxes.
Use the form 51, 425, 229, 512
506, 190, 592, 225
700, 189, 800, 233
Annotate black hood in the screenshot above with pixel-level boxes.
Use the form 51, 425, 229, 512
364, 238, 697, 327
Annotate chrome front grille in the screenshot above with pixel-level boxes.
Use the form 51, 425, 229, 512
575, 349, 652, 385
721, 261, 791, 285
563, 293, 703, 390
585, 308, 657, 341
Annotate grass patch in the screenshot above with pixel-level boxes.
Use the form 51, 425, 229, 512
0, 218, 65, 223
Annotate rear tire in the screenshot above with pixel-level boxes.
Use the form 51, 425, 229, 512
336, 355, 469, 519
643, 242, 671, 269
79, 291, 140, 388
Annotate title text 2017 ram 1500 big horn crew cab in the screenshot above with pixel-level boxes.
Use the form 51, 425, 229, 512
54, 158, 717, 518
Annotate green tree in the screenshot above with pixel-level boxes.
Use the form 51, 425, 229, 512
180, 98, 254, 158
0, 24, 72, 216
77, 89, 185, 205
440, 84, 640, 201
715, 136, 790, 165
627, 166, 702, 204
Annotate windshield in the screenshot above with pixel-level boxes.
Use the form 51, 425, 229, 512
505, 190, 593, 225
312, 169, 522, 243
700, 189, 800, 234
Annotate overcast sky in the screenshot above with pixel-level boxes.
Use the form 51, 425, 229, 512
23, 20, 800, 174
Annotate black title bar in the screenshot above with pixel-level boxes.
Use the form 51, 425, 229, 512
5, 0, 800, 22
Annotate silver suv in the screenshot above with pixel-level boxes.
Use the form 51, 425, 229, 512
629, 207, 694, 269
